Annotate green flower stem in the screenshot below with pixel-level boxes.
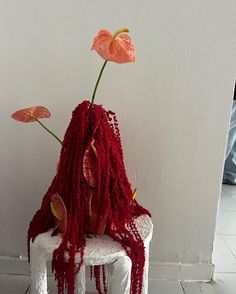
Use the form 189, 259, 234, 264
32, 116, 63, 145
91, 60, 108, 105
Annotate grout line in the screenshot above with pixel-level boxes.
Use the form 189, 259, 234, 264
0, 273, 30, 278
219, 233, 236, 236
216, 220, 236, 270
221, 189, 231, 197
0, 256, 27, 262
222, 189, 236, 198
217, 233, 236, 259
214, 272, 236, 274
219, 206, 236, 211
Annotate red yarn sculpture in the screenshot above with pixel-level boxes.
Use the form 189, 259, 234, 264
27, 100, 151, 294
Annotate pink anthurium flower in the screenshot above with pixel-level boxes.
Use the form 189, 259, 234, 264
50, 193, 67, 236
88, 191, 108, 236
11, 106, 63, 144
83, 139, 98, 188
91, 28, 135, 64
11, 106, 51, 122
90, 28, 135, 105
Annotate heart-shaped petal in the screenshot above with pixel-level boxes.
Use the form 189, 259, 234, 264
83, 140, 98, 188
91, 29, 135, 64
50, 193, 67, 235
50, 202, 63, 221
88, 192, 108, 236
11, 106, 51, 122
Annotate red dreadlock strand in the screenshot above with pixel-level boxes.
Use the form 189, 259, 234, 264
28, 100, 151, 294
102, 265, 107, 294
94, 265, 102, 294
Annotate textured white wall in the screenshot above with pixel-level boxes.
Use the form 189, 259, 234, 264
0, 0, 235, 269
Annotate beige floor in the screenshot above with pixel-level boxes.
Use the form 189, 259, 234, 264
1, 184, 236, 293
1, 274, 236, 294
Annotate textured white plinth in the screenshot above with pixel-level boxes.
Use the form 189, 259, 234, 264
30, 214, 153, 294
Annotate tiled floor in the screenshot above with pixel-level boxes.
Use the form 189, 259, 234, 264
180, 184, 236, 294
2, 184, 236, 293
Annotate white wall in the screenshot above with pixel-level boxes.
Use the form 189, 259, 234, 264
0, 0, 236, 279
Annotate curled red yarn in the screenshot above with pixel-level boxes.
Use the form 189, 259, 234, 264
27, 100, 151, 294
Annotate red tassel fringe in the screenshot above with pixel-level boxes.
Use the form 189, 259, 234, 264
27, 100, 151, 294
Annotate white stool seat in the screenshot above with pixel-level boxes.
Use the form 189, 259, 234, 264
30, 214, 153, 294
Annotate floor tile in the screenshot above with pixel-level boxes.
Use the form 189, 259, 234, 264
222, 184, 236, 198
221, 235, 236, 258
181, 281, 216, 294
212, 234, 236, 273
215, 273, 236, 294
47, 277, 57, 293
0, 275, 94, 294
149, 280, 183, 294
182, 273, 236, 294
41, 277, 96, 293
216, 210, 236, 235
46, 278, 95, 294
219, 191, 236, 211
0, 274, 29, 294
0, 274, 184, 294
229, 193, 236, 203
49, 280, 185, 294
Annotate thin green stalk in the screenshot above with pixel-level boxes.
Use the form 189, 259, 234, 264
91, 60, 108, 105
32, 116, 63, 145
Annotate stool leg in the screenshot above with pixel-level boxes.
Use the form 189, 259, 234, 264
142, 243, 150, 294
75, 265, 86, 294
30, 243, 47, 294
108, 256, 132, 294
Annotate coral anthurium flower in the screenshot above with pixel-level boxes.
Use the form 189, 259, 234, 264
88, 191, 108, 236
83, 139, 98, 188
11, 106, 51, 122
91, 28, 135, 64
11, 106, 63, 145
50, 193, 67, 236
90, 28, 135, 105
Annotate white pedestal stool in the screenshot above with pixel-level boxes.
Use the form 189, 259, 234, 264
30, 215, 153, 294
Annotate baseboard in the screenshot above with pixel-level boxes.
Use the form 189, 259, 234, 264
0, 256, 214, 282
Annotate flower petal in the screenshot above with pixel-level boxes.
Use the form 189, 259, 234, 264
11, 106, 51, 123
92, 29, 135, 63
110, 34, 135, 63
50, 193, 67, 234
91, 30, 113, 61
83, 140, 97, 188
50, 202, 63, 221
88, 192, 108, 236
